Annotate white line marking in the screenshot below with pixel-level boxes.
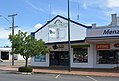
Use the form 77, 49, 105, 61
55, 74, 60, 79
86, 76, 98, 81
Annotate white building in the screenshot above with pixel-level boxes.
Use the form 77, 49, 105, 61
31, 14, 119, 68
86, 14, 119, 68
0, 47, 24, 61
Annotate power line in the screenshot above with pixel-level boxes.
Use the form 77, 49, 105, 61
0, 15, 11, 25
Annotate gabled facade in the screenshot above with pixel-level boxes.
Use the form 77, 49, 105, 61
31, 14, 119, 69
33, 15, 91, 43
31, 15, 92, 68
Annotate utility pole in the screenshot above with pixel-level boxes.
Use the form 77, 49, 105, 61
8, 13, 17, 66
68, 0, 71, 72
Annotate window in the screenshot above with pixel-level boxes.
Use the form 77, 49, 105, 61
97, 50, 116, 64
34, 54, 46, 62
73, 48, 88, 63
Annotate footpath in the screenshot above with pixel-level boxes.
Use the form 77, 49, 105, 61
0, 65, 119, 77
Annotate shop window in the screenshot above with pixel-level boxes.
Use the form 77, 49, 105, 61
97, 50, 116, 64
34, 54, 46, 62
73, 48, 88, 63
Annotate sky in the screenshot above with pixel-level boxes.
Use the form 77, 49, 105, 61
0, 0, 119, 47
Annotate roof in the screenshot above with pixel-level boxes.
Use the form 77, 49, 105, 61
86, 35, 119, 40
0, 48, 11, 51
33, 15, 92, 34
85, 36, 119, 43
45, 40, 85, 45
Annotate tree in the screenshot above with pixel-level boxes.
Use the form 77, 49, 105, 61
8, 31, 50, 67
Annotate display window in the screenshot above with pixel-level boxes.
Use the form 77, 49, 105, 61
97, 50, 117, 64
34, 54, 46, 62
73, 48, 88, 63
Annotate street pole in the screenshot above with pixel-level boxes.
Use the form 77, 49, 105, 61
8, 13, 17, 66
68, 0, 71, 72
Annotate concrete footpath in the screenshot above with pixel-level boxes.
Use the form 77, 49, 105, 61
0, 65, 119, 77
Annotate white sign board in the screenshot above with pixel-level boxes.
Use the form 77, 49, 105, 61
87, 27, 119, 37
48, 19, 67, 39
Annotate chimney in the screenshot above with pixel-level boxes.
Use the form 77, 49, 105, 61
92, 23, 96, 28
111, 14, 117, 26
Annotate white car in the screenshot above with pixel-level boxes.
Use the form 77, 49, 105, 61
0, 59, 3, 62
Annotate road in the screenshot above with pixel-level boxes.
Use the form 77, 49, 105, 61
0, 71, 119, 81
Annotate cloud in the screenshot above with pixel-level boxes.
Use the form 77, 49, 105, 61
82, 0, 106, 8
34, 23, 43, 29
51, 10, 67, 17
0, 27, 11, 39
0, 26, 35, 47
25, 1, 46, 13
0, 39, 11, 47
83, 3, 88, 9
79, 0, 119, 17
107, 0, 119, 8
0, 27, 13, 47
101, 0, 119, 17
0, 26, 29, 39
70, 0, 79, 3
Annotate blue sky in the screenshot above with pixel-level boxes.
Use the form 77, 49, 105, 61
0, 0, 119, 47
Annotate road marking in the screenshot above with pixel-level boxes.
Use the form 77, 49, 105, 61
86, 76, 98, 81
55, 74, 60, 79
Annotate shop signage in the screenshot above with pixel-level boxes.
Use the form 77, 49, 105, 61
49, 28, 57, 38
114, 43, 119, 48
87, 27, 119, 37
96, 44, 110, 49
48, 19, 67, 39
103, 29, 119, 35
58, 44, 64, 48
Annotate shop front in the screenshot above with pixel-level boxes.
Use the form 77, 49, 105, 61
31, 14, 119, 68
86, 14, 119, 68
87, 40, 119, 68
96, 43, 119, 68
31, 15, 92, 68
49, 44, 89, 67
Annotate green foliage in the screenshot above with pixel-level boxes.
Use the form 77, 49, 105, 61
18, 67, 33, 72
8, 31, 50, 67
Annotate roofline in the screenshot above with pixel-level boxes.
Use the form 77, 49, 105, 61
34, 15, 92, 34
86, 35, 119, 40
45, 40, 85, 45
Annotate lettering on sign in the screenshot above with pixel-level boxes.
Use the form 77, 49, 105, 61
103, 29, 119, 35
96, 44, 110, 49
114, 43, 119, 48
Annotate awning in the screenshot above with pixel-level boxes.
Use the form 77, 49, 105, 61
85, 36, 119, 43
71, 45, 90, 48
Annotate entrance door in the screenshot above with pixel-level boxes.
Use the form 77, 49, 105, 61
50, 51, 69, 66
116, 51, 119, 67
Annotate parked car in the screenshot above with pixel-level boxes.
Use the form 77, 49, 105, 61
0, 59, 3, 62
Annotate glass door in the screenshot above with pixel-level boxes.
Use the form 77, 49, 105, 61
50, 51, 69, 66
116, 51, 119, 67
59, 51, 69, 66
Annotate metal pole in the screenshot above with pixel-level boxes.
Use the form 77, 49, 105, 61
68, 0, 71, 72
8, 13, 17, 66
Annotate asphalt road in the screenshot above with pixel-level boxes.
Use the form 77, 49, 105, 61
0, 71, 119, 81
